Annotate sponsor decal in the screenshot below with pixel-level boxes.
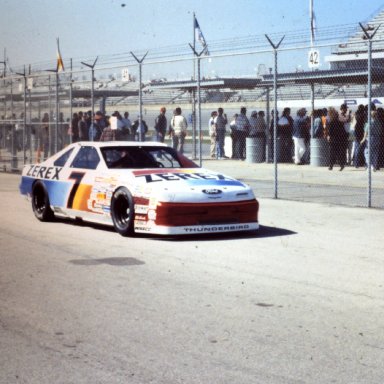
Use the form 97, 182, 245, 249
94, 176, 118, 185
183, 224, 250, 233
135, 205, 149, 214
134, 226, 151, 232
26, 165, 62, 180
202, 189, 222, 195
134, 170, 237, 184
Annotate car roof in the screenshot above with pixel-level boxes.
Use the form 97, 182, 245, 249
75, 141, 168, 148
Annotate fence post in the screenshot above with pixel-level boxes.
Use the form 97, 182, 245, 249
360, 22, 380, 208
131, 52, 148, 142
189, 44, 207, 167
266, 34, 285, 199
69, 58, 73, 144
81, 57, 98, 142
16, 66, 27, 163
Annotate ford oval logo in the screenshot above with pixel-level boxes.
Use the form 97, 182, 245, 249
202, 189, 222, 195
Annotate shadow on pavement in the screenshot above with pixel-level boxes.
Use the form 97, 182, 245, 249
54, 217, 296, 241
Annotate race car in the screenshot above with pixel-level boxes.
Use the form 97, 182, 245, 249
19, 142, 259, 236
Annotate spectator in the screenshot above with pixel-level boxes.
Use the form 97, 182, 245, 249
277, 107, 294, 162
208, 111, 218, 158
235, 107, 250, 160
132, 116, 148, 142
78, 112, 88, 141
312, 109, 324, 138
292, 108, 309, 165
255, 111, 267, 138
214, 107, 228, 159
327, 107, 347, 171
322, 108, 329, 137
248, 111, 258, 137
169, 107, 188, 154
352, 104, 366, 168
121, 112, 132, 140
377, 107, 384, 168
154, 107, 167, 143
70, 112, 80, 143
88, 111, 104, 141
339, 103, 353, 165
361, 109, 383, 172
100, 116, 118, 142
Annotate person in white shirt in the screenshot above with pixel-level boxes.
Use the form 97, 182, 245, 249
208, 111, 218, 158
169, 107, 188, 154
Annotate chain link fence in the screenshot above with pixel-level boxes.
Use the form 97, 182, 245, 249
1, 35, 383, 208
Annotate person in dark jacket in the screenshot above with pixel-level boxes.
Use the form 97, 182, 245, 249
352, 104, 366, 168
327, 107, 348, 171
154, 107, 167, 143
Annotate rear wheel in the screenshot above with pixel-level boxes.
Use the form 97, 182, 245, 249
111, 187, 134, 236
32, 181, 54, 221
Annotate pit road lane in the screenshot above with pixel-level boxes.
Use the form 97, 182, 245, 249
1, 172, 383, 384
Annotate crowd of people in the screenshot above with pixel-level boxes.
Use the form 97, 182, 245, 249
69, 107, 190, 154
3, 103, 382, 171
268, 103, 384, 171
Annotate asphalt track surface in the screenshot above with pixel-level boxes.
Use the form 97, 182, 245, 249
1, 172, 384, 384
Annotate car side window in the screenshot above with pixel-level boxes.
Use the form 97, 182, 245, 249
70, 146, 100, 170
53, 148, 74, 167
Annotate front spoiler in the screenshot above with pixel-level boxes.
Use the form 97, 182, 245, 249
134, 222, 259, 235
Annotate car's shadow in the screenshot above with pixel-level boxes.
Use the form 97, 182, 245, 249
54, 219, 296, 241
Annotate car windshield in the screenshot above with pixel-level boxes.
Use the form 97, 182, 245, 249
101, 146, 195, 169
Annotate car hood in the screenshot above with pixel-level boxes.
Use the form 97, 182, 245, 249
117, 167, 255, 203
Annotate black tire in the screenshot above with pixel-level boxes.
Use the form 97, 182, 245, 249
32, 181, 54, 221
111, 187, 135, 236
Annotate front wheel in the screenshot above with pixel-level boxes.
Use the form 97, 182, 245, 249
111, 187, 134, 236
32, 181, 54, 221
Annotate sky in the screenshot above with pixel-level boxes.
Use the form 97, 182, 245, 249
0, 0, 383, 72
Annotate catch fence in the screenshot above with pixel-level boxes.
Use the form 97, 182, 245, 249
1, 34, 383, 208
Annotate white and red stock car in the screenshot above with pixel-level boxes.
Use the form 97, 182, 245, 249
19, 142, 259, 236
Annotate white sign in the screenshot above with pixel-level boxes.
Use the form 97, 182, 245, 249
122, 68, 130, 82
308, 49, 320, 68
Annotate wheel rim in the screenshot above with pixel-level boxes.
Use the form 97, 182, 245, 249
115, 194, 131, 229
33, 188, 46, 214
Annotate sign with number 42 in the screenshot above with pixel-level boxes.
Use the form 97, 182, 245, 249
308, 49, 320, 68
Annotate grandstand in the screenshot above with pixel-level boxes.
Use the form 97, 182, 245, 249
142, 7, 384, 109
326, 6, 384, 70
